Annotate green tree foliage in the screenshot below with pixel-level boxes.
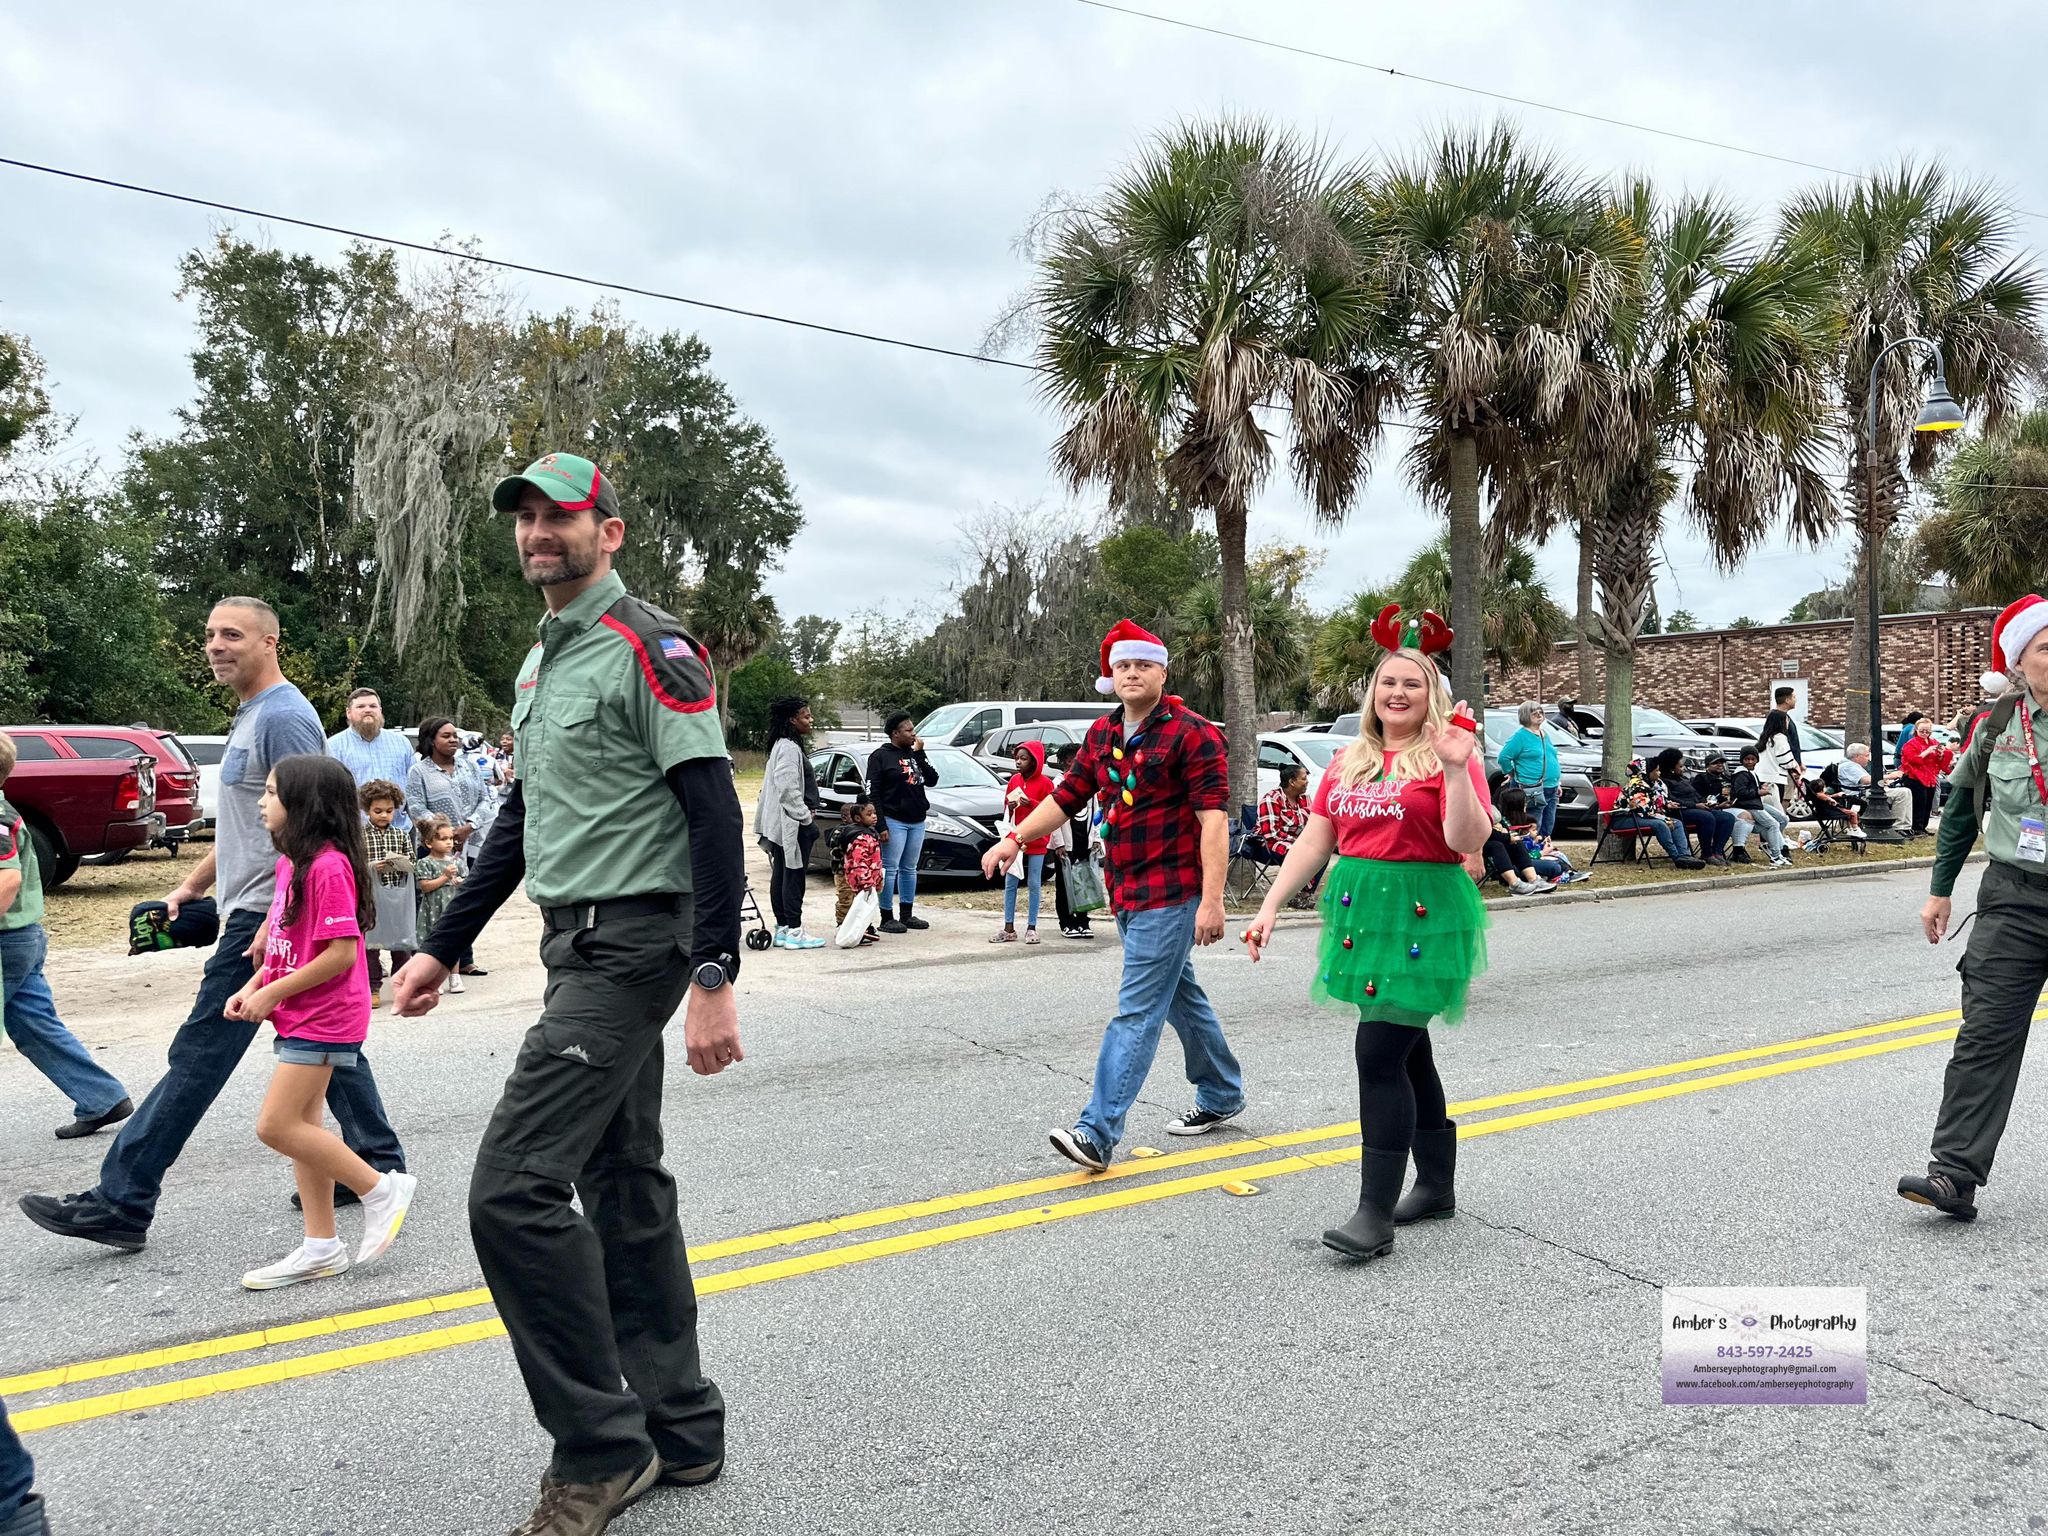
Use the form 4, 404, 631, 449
1918, 407, 2048, 605
836, 611, 945, 726
1379, 534, 1569, 674
726, 653, 806, 751
1665, 609, 1700, 634
780, 615, 841, 676
1170, 571, 1311, 719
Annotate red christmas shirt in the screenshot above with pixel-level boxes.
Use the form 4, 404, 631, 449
1312, 754, 1492, 864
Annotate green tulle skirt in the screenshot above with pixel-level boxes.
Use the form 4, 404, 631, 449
1311, 856, 1489, 1027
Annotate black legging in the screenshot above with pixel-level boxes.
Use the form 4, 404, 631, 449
769, 824, 820, 927
1481, 829, 1536, 883
1907, 779, 1936, 834
1355, 1017, 1450, 1153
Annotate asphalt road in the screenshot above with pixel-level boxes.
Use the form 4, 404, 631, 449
2, 863, 2043, 1536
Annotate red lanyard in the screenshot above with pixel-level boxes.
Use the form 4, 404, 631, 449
2023, 714, 2048, 809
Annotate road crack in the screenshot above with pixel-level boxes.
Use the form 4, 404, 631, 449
1459, 1205, 2046, 1436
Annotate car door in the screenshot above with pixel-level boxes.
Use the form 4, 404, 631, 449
1256, 740, 1299, 800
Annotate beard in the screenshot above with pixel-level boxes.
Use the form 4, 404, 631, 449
521, 545, 598, 587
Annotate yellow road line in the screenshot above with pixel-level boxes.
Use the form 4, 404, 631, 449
11, 1018, 1960, 1435
2, 1005, 1984, 1402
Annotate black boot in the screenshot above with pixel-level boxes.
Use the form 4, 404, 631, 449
1322, 1148, 1407, 1260
1393, 1122, 1458, 1224
899, 902, 930, 931
0, 1492, 50, 1536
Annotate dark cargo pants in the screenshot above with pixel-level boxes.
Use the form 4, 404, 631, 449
1931, 861, 2043, 1186
468, 899, 724, 1482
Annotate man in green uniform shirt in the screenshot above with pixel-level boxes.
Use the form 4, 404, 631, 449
1901, 594, 2048, 1223
392, 452, 746, 1536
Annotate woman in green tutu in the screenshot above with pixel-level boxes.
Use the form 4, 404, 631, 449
1243, 616, 1490, 1262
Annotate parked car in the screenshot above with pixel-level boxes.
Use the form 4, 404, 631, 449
39, 726, 202, 858
1549, 702, 1722, 776
1255, 731, 1347, 801
804, 744, 1008, 881
914, 700, 1108, 752
1684, 718, 1848, 776
179, 733, 228, 830
973, 720, 1091, 781
1, 727, 161, 889
1481, 709, 1598, 831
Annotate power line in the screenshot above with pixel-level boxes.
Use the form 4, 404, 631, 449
1072, 0, 2048, 223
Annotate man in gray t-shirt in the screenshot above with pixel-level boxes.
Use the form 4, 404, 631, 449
18, 598, 408, 1251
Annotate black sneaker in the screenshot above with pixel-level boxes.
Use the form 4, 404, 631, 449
1730, 847, 1753, 864
1898, 1170, 1978, 1221
1674, 856, 1706, 870
1166, 1104, 1242, 1136
292, 1182, 364, 1212
899, 910, 930, 931
879, 917, 908, 934
55, 1096, 134, 1140
1048, 1127, 1109, 1172
19, 1190, 147, 1252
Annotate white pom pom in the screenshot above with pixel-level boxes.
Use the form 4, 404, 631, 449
1095, 675, 1117, 695
1981, 670, 2010, 695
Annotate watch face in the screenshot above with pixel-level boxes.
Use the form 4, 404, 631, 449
695, 962, 727, 988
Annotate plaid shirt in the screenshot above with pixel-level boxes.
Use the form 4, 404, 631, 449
363, 821, 413, 888
1051, 699, 1226, 912
1256, 787, 1309, 851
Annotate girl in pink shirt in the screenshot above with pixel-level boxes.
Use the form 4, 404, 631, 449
1242, 639, 1491, 1265
228, 754, 417, 1290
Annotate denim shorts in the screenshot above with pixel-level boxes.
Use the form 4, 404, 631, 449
273, 1037, 362, 1068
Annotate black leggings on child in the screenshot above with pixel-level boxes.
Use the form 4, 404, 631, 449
1354, 1017, 1450, 1153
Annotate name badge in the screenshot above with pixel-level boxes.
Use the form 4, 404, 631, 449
2019, 815, 2048, 865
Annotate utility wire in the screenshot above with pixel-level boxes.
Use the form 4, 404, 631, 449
1072, 0, 2048, 223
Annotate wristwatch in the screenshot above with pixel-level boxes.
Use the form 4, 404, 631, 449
693, 957, 734, 991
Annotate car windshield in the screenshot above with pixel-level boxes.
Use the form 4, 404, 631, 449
1631, 707, 1702, 737
916, 705, 973, 742
1802, 725, 1845, 750
1288, 737, 1344, 768
927, 747, 998, 789
182, 740, 225, 766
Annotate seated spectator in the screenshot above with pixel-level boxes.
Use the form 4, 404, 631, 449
1898, 718, 1954, 837
1610, 759, 1707, 869
1803, 762, 1865, 844
1655, 748, 1737, 866
1838, 742, 1908, 828
1692, 755, 1761, 864
1480, 796, 1558, 896
1497, 784, 1587, 884
1730, 747, 1791, 866
1256, 765, 1321, 907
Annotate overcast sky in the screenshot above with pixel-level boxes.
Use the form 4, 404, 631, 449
4, 2, 2043, 640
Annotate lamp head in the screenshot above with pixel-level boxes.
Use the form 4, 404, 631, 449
1914, 371, 1965, 433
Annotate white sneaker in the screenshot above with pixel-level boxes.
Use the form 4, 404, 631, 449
242, 1240, 350, 1290
786, 928, 826, 950
1770, 855, 1793, 868
448, 974, 466, 993
772, 926, 791, 949
357, 1170, 418, 1265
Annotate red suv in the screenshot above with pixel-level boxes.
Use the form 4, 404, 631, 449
9, 726, 202, 852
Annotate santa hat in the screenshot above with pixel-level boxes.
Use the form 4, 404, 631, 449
1984, 594, 2048, 694
1095, 620, 1170, 694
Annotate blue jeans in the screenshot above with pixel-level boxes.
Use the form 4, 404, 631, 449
0, 1393, 29, 1517
1611, 813, 1689, 860
1, 924, 128, 1118
96, 906, 406, 1227
1534, 783, 1559, 840
880, 817, 927, 912
1004, 853, 1046, 928
1077, 898, 1245, 1154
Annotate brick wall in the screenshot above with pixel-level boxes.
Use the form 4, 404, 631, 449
1492, 609, 1995, 729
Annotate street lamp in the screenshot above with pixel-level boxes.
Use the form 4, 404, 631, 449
1860, 336, 1965, 839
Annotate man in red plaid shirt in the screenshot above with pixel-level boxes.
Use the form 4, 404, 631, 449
984, 621, 1246, 1170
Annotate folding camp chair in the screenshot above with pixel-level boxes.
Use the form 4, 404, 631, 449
1227, 804, 1280, 903
1589, 781, 1671, 869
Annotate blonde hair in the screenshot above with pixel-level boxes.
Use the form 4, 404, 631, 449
0, 732, 14, 779
1335, 649, 1451, 788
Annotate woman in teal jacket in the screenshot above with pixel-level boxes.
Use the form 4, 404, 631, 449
1497, 702, 1562, 838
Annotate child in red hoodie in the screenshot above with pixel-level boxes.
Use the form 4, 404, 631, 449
994, 739, 1058, 945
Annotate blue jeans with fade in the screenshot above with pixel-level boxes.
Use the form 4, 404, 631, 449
1533, 783, 1560, 841
1076, 897, 1245, 1154
0, 1392, 30, 1518
880, 817, 927, 912
1, 923, 128, 1118
95, 906, 407, 1228
1003, 853, 1046, 929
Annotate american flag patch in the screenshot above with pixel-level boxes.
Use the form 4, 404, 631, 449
660, 636, 693, 660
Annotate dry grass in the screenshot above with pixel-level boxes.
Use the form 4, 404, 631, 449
39, 843, 205, 951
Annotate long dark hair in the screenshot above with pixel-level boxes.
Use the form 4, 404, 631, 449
767, 696, 810, 749
270, 754, 375, 931
416, 715, 457, 760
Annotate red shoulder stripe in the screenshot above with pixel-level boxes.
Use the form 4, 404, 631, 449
598, 614, 715, 715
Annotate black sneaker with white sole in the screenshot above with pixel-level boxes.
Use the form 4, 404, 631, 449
1165, 1105, 1243, 1136
1048, 1127, 1109, 1171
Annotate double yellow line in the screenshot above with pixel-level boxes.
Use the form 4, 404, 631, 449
5, 1005, 1980, 1435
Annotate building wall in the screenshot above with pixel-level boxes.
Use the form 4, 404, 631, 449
1492, 609, 1995, 729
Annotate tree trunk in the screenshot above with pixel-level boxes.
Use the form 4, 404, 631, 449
1445, 432, 1485, 709
1592, 473, 1659, 787
1601, 621, 1637, 792
1575, 518, 1599, 705
1215, 501, 1258, 814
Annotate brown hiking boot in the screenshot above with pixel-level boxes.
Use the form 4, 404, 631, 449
508, 1454, 659, 1535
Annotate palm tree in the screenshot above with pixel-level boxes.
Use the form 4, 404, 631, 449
1009, 118, 1394, 808
1381, 533, 1570, 682
1562, 184, 1838, 782
1310, 584, 1398, 707
1918, 405, 2048, 604
1171, 573, 1310, 719
1783, 163, 2045, 722
688, 567, 781, 732
1358, 122, 1630, 709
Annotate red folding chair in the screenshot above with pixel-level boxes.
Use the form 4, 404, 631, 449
1590, 782, 1668, 869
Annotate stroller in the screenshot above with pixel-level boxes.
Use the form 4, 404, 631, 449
741, 881, 775, 951
1800, 764, 1867, 855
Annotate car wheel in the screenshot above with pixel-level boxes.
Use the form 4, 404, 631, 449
27, 822, 76, 890
82, 848, 133, 867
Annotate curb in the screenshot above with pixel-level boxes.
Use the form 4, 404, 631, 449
1476, 850, 1984, 912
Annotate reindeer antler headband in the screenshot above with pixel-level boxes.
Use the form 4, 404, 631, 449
1368, 603, 1454, 658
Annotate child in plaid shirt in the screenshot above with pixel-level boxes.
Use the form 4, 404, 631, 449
827, 798, 885, 946
358, 779, 415, 1006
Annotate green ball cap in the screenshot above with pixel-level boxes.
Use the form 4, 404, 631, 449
491, 452, 621, 518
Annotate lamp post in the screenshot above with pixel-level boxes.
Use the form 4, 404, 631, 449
1859, 336, 1965, 838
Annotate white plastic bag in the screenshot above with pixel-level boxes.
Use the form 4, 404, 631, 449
835, 888, 881, 949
